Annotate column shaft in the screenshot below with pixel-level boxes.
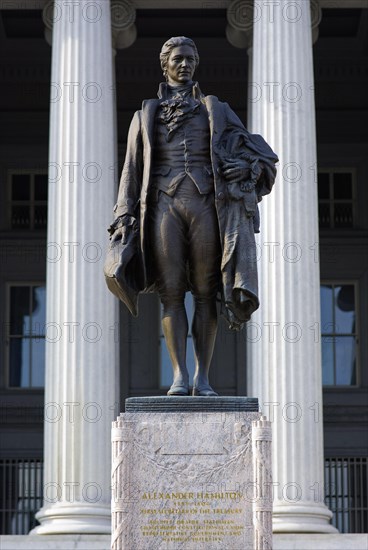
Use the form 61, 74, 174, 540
247, 0, 336, 533
33, 0, 119, 534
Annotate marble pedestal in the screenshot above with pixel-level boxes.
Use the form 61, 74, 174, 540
111, 397, 272, 550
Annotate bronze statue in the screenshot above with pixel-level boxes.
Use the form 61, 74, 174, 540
105, 37, 278, 397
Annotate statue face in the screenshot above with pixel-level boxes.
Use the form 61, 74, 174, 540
166, 45, 196, 86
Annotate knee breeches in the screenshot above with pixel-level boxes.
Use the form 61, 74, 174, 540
147, 179, 221, 304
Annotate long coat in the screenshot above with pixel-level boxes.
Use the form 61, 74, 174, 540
112, 86, 278, 329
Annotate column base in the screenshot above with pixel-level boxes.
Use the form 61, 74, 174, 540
273, 502, 338, 533
30, 503, 111, 534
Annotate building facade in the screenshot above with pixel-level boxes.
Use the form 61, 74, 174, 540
0, 0, 367, 548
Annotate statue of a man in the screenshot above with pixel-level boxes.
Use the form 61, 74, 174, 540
106, 36, 278, 397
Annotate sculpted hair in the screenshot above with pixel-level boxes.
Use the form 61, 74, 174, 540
160, 36, 200, 78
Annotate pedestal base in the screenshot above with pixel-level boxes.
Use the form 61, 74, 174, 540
112, 397, 272, 550
2, 534, 367, 550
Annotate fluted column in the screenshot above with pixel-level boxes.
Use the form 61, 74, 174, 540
32, 0, 119, 534
247, 0, 336, 533
252, 416, 272, 549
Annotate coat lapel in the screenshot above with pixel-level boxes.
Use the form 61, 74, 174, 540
141, 99, 160, 147
203, 95, 227, 147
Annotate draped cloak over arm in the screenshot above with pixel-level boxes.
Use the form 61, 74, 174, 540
216, 103, 279, 329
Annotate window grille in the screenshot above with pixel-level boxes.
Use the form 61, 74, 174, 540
325, 457, 367, 533
0, 457, 366, 534
0, 459, 43, 534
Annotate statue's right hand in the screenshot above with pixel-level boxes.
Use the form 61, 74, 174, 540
111, 225, 130, 244
108, 215, 136, 245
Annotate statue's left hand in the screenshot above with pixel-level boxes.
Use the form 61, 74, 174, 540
221, 158, 251, 183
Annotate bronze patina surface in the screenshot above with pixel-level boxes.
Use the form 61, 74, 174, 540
106, 37, 278, 397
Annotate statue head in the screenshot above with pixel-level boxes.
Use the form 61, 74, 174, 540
160, 36, 200, 82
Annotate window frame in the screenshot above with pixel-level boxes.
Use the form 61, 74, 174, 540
7, 169, 48, 231
5, 282, 46, 390
318, 167, 357, 229
320, 279, 360, 389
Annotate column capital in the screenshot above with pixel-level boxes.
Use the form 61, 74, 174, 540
311, 0, 323, 43
111, 0, 137, 50
226, 0, 322, 50
42, 0, 137, 49
226, 0, 253, 50
42, 0, 53, 46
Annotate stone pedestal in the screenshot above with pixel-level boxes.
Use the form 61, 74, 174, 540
111, 397, 272, 550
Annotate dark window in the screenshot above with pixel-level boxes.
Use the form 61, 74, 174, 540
9, 171, 48, 230
319, 9, 362, 39
318, 170, 355, 229
7, 285, 46, 388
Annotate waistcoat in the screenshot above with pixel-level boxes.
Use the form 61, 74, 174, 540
151, 100, 214, 196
